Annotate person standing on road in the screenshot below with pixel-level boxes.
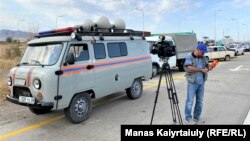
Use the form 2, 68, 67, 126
184, 43, 213, 124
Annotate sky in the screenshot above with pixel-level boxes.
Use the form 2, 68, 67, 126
0, 0, 250, 41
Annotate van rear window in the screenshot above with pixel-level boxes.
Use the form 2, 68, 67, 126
107, 42, 127, 58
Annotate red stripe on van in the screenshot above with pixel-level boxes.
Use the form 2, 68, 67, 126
12, 67, 18, 86
26, 68, 35, 87
61, 55, 151, 76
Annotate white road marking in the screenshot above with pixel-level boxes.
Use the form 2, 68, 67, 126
230, 65, 250, 71
243, 110, 250, 125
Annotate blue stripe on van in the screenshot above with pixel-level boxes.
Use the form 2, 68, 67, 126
95, 57, 148, 67
63, 66, 87, 73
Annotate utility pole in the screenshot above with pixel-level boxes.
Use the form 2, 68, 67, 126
135, 8, 144, 36
214, 9, 222, 45
56, 15, 64, 28
232, 18, 240, 42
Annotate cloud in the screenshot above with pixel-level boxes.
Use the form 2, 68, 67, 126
1, 0, 203, 33
218, 0, 250, 8
16, 0, 67, 8
232, 0, 250, 7
1, 12, 20, 30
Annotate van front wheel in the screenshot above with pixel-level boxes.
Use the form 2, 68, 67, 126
64, 92, 92, 124
126, 79, 143, 100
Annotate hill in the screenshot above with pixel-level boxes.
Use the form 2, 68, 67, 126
0, 29, 34, 41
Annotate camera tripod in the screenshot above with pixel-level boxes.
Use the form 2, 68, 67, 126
150, 61, 183, 125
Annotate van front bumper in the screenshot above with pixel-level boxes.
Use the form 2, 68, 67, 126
6, 94, 54, 109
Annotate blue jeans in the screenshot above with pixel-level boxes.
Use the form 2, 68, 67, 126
185, 82, 205, 121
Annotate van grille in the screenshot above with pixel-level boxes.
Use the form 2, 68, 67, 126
13, 86, 32, 99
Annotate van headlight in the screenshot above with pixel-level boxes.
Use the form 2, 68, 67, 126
7, 77, 12, 86
33, 79, 41, 90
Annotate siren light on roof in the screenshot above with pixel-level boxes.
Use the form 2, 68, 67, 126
38, 27, 76, 36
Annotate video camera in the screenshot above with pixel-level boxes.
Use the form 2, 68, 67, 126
151, 36, 176, 58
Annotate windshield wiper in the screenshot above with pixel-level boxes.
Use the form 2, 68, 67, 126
31, 60, 45, 67
20, 62, 29, 65
31, 59, 41, 65
17, 62, 29, 66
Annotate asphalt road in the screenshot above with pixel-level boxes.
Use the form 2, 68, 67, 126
0, 53, 250, 141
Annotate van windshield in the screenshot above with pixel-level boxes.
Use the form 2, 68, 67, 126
20, 44, 63, 66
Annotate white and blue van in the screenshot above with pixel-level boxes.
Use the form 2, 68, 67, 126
6, 17, 152, 123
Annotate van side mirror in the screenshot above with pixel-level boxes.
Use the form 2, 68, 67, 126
65, 52, 75, 65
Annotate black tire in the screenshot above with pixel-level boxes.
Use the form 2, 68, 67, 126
152, 65, 158, 77
126, 79, 143, 100
29, 107, 51, 115
178, 60, 186, 72
225, 55, 230, 61
64, 92, 92, 124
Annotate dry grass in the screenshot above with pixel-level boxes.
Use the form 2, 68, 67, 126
0, 77, 9, 102
0, 58, 20, 72
0, 43, 25, 101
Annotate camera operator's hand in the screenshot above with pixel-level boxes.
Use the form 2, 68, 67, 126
201, 68, 209, 74
208, 65, 213, 71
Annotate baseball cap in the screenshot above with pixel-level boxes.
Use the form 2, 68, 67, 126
197, 43, 208, 53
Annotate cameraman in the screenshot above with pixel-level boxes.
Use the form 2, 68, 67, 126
184, 43, 212, 124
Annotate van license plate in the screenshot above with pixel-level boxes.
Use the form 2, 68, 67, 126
19, 96, 35, 104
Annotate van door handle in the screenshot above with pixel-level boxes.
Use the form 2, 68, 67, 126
55, 70, 64, 75
86, 65, 94, 70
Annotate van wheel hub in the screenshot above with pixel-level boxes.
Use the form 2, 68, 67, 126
132, 82, 140, 96
75, 98, 87, 117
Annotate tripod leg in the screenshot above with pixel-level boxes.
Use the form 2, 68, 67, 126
165, 63, 183, 125
150, 62, 183, 125
167, 68, 183, 125
164, 69, 177, 123
150, 69, 164, 125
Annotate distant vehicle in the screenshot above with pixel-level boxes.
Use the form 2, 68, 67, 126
204, 46, 235, 61
146, 36, 176, 77
242, 43, 250, 52
226, 44, 245, 56
146, 32, 197, 76
204, 39, 216, 46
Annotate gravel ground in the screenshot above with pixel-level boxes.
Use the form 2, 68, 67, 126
0, 99, 33, 126
0, 71, 33, 126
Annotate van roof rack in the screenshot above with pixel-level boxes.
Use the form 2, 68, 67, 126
35, 26, 144, 38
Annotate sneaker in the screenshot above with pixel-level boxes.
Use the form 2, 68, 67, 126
184, 120, 195, 125
193, 118, 205, 125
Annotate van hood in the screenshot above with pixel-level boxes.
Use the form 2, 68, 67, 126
9, 66, 41, 87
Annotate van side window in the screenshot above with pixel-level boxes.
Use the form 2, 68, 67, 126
107, 42, 128, 58
94, 43, 106, 59
69, 44, 89, 62
120, 42, 128, 56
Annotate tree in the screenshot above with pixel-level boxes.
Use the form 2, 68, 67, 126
6, 36, 13, 43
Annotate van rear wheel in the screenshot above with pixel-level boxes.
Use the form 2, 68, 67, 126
126, 79, 143, 100
178, 60, 186, 72
64, 92, 92, 124
152, 65, 158, 77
